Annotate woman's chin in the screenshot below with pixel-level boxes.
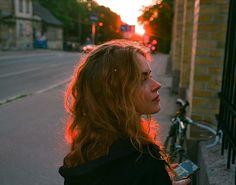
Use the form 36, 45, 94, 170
153, 106, 161, 114
147, 107, 161, 114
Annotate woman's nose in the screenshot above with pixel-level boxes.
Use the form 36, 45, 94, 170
151, 79, 161, 91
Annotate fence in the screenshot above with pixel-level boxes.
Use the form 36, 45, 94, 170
218, 0, 236, 184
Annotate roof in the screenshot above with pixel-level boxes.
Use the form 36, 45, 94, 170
33, 2, 63, 26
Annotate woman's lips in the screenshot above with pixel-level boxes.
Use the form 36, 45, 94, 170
152, 95, 160, 102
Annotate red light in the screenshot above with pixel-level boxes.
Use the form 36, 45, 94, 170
98, 22, 103, 27
152, 40, 157, 45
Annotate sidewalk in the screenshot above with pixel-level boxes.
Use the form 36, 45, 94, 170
150, 53, 177, 143
198, 140, 235, 185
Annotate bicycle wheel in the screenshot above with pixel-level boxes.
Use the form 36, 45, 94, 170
164, 134, 178, 162
164, 136, 173, 151
174, 132, 188, 163
164, 121, 178, 153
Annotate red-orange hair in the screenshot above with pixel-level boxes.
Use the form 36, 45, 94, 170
63, 40, 169, 167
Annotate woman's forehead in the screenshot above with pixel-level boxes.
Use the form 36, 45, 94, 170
136, 54, 151, 72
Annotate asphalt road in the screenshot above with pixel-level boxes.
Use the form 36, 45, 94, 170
0, 51, 80, 185
0, 51, 80, 103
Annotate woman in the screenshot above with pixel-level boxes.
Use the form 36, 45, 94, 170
59, 40, 190, 185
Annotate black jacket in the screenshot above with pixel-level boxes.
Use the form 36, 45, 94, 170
59, 139, 172, 185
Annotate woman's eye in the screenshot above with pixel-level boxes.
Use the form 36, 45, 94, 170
142, 76, 148, 81
141, 73, 152, 82
142, 75, 151, 82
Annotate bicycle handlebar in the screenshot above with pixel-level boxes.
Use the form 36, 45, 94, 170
175, 114, 216, 135
174, 111, 222, 148
176, 98, 189, 115
167, 98, 222, 155
175, 98, 217, 135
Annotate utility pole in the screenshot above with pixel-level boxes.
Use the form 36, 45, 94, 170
91, 22, 95, 44
89, 13, 98, 45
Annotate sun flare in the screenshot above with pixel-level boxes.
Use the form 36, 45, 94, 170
135, 24, 145, 35
95, 0, 153, 35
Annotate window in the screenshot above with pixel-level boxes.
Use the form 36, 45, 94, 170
26, 0, 30, 13
19, 0, 23, 13
19, 23, 24, 37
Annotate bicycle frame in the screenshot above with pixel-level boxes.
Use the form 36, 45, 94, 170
164, 98, 222, 163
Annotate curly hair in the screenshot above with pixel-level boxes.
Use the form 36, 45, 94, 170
63, 40, 169, 167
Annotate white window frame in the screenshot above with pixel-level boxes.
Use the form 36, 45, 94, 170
19, 0, 24, 13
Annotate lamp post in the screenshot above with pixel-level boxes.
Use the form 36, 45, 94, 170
89, 13, 98, 44
91, 22, 95, 44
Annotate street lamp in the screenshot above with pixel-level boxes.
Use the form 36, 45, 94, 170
89, 13, 98, 44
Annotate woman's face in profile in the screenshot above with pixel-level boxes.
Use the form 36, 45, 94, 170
134, 54, 161, 115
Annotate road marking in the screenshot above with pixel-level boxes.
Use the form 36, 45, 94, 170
0, 77, 71, 106
0, 52, 55, 60
0, 94, 31, 105
0, 67, 40, 78
35, 77, 71, 94
48, 62, 72, 68
0, 51, 80, 60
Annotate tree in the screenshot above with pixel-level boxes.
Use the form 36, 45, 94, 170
38, 0, 122, 45
38, 0, 80, 39
93, 5, 122, 43
138, 0, 173, 53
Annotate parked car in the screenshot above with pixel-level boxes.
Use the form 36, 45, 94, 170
81, 44, 95, 53
63, 41, 80, 51
33, 39, 47, 49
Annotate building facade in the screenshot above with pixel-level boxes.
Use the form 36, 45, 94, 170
171, 0, 235, 184
0, 0, 63, 50
15, 0, 33, 49
33, 1, 63, 50
171, 0, 229, 126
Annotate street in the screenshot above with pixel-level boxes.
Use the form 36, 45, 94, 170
0, 51, 80, 103
0, 51, 80, 185
0, 51, 175, 185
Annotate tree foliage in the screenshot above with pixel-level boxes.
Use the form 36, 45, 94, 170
138, 0, 173, 53
38, 0, 122, 44
93, 5, 122, 43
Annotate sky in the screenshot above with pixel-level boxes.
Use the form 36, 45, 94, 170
95, 0, 155, 34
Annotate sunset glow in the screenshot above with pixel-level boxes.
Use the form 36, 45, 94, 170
95, 0, 154, 35
135, 25, 145, 35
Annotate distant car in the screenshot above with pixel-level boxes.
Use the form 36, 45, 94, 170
34, 39, 47, 49
82, 44, 95, 53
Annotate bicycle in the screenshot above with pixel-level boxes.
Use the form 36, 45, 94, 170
164, 98, 222, 163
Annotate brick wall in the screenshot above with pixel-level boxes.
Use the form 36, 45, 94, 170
179, 0, 195, 98
171, 0, 184, 93
171, 0, 229, 125
188, 0, 200, 119
191, 0, 229, 124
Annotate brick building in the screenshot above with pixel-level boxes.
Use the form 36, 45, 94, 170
171, 0, 236, 184
171, 0, 229, 126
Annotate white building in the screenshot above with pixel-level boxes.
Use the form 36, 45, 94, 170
0, 0, 63, 50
